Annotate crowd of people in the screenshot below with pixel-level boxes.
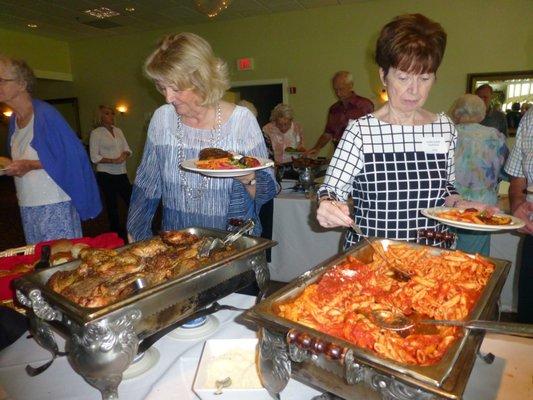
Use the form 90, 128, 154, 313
0, 12, 531, 323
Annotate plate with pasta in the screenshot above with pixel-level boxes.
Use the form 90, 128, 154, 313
421, 207, 525, 231
181, 156, 274, 178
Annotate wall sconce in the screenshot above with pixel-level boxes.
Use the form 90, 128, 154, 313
116, 105, 128, 114
3, 110, 13, 118
379, 88, 388, 102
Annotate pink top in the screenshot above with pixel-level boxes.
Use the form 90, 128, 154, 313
262, 121, 304, 163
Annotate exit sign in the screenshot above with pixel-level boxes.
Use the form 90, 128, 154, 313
237, 57, 254, 71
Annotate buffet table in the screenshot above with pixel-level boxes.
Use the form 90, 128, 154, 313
269, 189, 524, 312
269, 187, 344, 282
1, 293, 531, 400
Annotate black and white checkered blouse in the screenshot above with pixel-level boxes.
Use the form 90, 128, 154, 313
317, 113, 458, 248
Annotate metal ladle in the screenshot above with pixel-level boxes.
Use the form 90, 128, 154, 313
214, 376, 232, 395
371, 310, 533, 338
329, 201, 411, 281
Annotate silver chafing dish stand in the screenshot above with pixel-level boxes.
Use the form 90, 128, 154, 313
13, 227, 276, 400
244, 238, 511, 400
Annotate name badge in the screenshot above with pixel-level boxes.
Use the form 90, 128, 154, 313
421, 136, 449, 154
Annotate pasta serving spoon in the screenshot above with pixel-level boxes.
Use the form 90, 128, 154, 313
371, 309, 533, 338
329, 201, 411, 282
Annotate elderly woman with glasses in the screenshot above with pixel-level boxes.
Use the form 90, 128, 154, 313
127, 33, 277, 241
449, 94, 508, 255
0, 55, 101, 244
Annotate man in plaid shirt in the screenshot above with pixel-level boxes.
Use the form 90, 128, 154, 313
504, 107, 533, 323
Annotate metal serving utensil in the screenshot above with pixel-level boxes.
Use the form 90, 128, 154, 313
371, 309, 533, 338
329, 201, 411, 281
199, 219, 255, 258
214, 376, 232, 395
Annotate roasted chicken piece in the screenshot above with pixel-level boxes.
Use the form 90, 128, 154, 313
46, 230, 238, 308
160, 231, 199, 246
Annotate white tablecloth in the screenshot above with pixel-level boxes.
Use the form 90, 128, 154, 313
1, 293, 531, 400
269, 190, 524, 311
269, 189, 343, 282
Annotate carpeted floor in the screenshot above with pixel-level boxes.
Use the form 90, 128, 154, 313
0, 176, 122, 251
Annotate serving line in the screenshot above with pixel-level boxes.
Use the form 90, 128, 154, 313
269, 190, 522, 312
0, 293, 530, 399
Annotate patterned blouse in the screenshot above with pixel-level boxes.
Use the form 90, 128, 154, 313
317, 113, 458, 248
127, 104, 277, 241
505, 107, 533, 184
455, 123, 507, 205
262, 121, 304, 163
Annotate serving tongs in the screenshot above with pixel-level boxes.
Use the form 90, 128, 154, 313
370, 309, 533, 338
198, 219, 255, 258
330, 201, 411, 281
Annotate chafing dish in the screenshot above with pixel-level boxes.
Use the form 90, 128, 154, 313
14, 227, 276, 400
245, 239, 510, 400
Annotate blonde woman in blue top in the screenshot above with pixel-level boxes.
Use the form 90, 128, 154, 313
127, 33, 277, 241
450, 94, 508, 255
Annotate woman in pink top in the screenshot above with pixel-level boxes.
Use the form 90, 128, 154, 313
262, 103, 306, 164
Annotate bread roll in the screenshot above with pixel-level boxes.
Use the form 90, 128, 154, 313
51, 239, 73, 255
50, 252, 73, 266
0, 156, 11, 169
71, 243, 90, 258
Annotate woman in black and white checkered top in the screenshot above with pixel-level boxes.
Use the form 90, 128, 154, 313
317, 14, 496, 249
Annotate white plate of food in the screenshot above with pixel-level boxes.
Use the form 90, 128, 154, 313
181, 157, 274, 178
421, 207, 525, 232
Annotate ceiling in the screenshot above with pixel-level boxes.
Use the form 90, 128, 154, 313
0, 0, 367, 41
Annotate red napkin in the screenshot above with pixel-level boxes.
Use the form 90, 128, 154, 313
0, 233, 125, 301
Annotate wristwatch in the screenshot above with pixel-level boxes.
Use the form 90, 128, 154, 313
247, 178, 257, 186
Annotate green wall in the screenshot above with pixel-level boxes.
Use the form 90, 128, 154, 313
0, 27, 72, 79
69, 0, 532, 173
2, 0, 532, 175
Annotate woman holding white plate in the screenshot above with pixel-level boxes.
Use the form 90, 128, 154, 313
316, 14, 497, 249
127, 33, 277, 240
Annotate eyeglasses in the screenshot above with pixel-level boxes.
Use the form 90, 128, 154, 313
0, 77, 16, 85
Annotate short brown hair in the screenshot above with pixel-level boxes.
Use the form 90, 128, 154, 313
144, 32, 229, 106
375, 14, 447, 76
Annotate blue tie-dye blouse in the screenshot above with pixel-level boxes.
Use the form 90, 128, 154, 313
455, 123, 508, 205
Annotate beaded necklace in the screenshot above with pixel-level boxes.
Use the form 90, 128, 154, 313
175, 103, 222, 203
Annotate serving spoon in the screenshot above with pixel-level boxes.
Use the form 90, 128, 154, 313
329, 201, 411, 281
371, 309, 533, 338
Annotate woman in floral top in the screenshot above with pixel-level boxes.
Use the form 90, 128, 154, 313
450, 94, 508, 255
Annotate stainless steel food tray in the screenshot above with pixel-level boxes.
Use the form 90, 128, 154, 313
245, 238, 510, 400
14, 227, 276, 400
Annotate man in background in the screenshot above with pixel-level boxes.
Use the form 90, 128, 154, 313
307, 71, 373, 156
504, 107, 533, 323
476, 84, 508, 136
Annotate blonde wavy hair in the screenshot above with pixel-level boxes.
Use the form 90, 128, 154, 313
144, 32, 229, 106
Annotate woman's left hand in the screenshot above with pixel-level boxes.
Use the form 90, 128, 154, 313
235, 172, 256, 186
5, 159, 41, 177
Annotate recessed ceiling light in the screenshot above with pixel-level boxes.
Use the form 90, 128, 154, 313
27, 23, 38, 28
84, 7, 120, 19
125, 7, 135, 12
